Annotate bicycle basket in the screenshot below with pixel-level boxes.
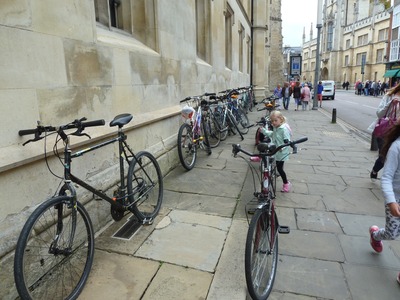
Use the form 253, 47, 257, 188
181, 105, 195, 120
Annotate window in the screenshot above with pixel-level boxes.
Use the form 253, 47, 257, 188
376, 49, 384, 63
95, 0, 132, 34
239, 23, 245, 72
94, 0, 157, 49
344, 55, 349, 66
311, 61, 315, 71
311, 49, 316, 57
196, 0, 211, 62
303, 63, 308, 72
304, 51, 309, 59
357, 34, 368, 46
327, 23, 333, 51
356, 52, 367, 66
378, 29, 388, 42
346, 39, 350, 49
224, 3, 234, 69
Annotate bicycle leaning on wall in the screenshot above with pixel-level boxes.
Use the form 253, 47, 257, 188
14, 113, 163, 300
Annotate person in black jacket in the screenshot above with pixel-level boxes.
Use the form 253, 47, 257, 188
292, 81, 301, 111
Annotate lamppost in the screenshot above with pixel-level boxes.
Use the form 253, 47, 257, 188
313, 0, 323, 110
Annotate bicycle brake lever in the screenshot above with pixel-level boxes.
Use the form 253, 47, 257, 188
71, 132, 91, 139
22, 136, 44, 146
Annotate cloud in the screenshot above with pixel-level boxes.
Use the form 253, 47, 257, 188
282, 0, 318, 47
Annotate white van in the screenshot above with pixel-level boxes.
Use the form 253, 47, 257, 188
321, 80, 335, 100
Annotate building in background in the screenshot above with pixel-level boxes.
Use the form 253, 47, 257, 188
301, 0, 391, 88
0, 1, 280, 298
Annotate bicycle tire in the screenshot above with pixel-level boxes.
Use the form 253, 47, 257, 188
127, 151, 163, 222
245, 207, 278, 300
227, 112, 244, 140
236, 107, 250, 134
203, 113, 221, 148
214, 110, 229, 141
14, 196, 94, 300
201, 118, 212, 155
177, 123, 197, 170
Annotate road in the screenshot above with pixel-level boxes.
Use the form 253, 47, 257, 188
317, 89, 383, 142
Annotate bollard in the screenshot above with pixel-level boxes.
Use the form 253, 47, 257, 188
331, 108, 337, 124
370, 133, 378, 151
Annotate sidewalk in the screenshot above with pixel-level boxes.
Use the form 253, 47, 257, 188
80, 107, 400, 300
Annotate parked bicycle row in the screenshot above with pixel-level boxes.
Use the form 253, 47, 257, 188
177, 86, 256, 170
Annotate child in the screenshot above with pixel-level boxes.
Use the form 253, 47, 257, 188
260, 110, 292, 192
369, 120, 400, 285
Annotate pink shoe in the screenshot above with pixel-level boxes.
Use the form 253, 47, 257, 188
369, 225, 383, 253
281, 182, 291, 193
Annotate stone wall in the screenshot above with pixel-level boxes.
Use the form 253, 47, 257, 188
0, 0, 274, 298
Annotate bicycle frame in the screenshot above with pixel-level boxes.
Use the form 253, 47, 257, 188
60, 127, 134, 212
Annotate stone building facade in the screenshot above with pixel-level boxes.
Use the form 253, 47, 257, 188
0, 0, 280, 297
301, 0, 390, 88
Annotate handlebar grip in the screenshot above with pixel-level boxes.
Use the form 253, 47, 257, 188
82, 119, 105, 128
205, 92, 216, 96
179, 97, 191, 103
18, 129, 38, 136
293, 137, 308, 144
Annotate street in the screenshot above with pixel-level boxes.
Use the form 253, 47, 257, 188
315, 89, 384, 143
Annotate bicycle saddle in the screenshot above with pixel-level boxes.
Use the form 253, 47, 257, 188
110, 113, 133, 128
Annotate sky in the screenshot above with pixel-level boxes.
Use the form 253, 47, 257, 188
281, 0, 318, 47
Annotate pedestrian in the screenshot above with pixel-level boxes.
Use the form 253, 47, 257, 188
369, 83, 400, 180
317, 81, 324, 108
365, 80, 370, 96
345, 81, 350, 90
369, 119, 400, 285
292, 81, 302, 111
281, 82, 292, 110
260, 110, 292, 192
273, 84, 282, 110
301, 83, 311, 111
357, 81, 363, 95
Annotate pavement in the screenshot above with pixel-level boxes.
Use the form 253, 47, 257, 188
79, 101, 400, 300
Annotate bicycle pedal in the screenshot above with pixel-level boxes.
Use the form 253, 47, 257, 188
278, 225, 290, 234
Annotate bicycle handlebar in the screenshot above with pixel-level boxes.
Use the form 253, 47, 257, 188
179, 92, 216, 103
232, 137, 308, 157
19, 118, 105, 145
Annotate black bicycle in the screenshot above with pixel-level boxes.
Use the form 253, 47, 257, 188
14, 114, 163, 300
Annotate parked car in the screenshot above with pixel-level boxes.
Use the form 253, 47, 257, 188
321, 80, 335, 100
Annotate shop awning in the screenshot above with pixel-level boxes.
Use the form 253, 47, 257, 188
383, 69, 400, 78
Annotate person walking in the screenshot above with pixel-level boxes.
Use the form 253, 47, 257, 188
369, 120, 400, 285
260, 110, 292, 192
317, 81, 324, 108
273, 84, 282, 110
292, 81, 302, 111
369, 83, 400, 179
281, 82, 292, 110
357, 81, 363, 95
301, 83, 311, 111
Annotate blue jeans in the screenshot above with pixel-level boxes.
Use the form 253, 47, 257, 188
283, 97, 290, 109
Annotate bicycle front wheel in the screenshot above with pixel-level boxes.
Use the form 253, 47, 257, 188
204, 114, 221, 148
177, 123, 197, 170
14, 196, 94, 300
245, 207, 278, 300
128, 151, 163, 222
236, 107, 250, 134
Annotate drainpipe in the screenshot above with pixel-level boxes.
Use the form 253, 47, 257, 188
250, 0, 254, 86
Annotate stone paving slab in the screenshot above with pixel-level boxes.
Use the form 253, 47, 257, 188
336, 212, 385, 237
135, 210, 231, 272
142, 263, 212, 300
343, 264, 400, 300
296, 209, 343, 233
279, 230, 345, 262
207, 218, 248, 300
339, 234, 400, 269
274, 255, 350, 300
79, 250, 160, 300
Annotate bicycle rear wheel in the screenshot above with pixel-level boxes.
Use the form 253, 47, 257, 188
14, 196, 94, 300
236, 107, 250, 134
245, 206, 278, 300
127, 151, 163, 222
204, 113, 221, 148
177, 123, 197, 170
